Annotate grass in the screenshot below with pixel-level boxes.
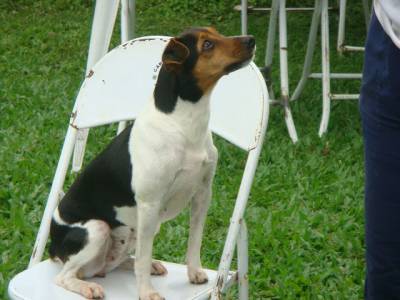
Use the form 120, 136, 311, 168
0, 0, 365, 299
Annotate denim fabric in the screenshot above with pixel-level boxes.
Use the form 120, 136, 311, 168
361, 10, 400, 300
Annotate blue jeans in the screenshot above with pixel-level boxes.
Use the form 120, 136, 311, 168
361, 11, 400, 300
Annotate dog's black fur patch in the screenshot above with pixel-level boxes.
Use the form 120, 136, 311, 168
154, 67, 179, 113
58, 124, 136, 226
49, 125, 135, 260
49, 220, 88, 262
154, 32, 203, 113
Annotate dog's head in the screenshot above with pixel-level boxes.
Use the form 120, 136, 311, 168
155, 27, 255, 113
162, 27, 255, 92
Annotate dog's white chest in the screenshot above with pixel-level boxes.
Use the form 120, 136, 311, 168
161, 148, 212, 221
131, 95, 217, 223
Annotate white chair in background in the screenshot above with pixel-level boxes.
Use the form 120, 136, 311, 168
8, 36, 269, 300
291, 0, 370, 136
239, 0, 370, 137
240, 0, 299, 143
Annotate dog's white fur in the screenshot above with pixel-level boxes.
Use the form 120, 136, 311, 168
55, 90, 217, 300
131, 89, 217, 299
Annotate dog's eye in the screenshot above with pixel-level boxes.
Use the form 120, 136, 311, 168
202, 40, 214, 51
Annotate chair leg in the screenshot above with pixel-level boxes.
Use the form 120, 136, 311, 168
72, 129, 90, 172
279, 0, 298, 143
264, 0, 279, 99
241, 0, 248, 35
237, 221, 249, 300
291, 0, 321, 101
211, 147, 267, 300
72, 0, 120, 172
121, 0, 135, 42
337, 0, 346, 54
265, 0, 278, 67
319, 0, 331, 137
118, 0, 136, 134
29, 126, 78, 267
282, 106, 298, 143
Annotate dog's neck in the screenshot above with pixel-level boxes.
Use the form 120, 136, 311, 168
152, 66, 214, 145
153, 66, 205, 113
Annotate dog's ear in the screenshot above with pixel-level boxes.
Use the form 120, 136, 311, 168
162, 38, 190, 73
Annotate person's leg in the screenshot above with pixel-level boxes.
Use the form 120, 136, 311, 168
361, 11, 400, 300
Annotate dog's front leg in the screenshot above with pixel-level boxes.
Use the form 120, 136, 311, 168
136, 200, 164, 300
186, 151, 217, 284
186, 185, 211, 284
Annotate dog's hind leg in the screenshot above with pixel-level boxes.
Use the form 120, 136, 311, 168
55, 220, 111, 299
101, 226, 133, 274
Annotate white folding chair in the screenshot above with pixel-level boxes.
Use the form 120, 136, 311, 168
8, 36, 269, 300
238, 1, 334, 142
239, 0, 369, 137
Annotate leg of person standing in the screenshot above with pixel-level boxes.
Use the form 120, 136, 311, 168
361, 8, 400, 300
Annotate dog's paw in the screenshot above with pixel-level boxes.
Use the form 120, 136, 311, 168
55, 276, 105, 299
151, 261, 168, 276
139, 290, 165, 300
80, 282, 105, 299
188, 268, 208, 284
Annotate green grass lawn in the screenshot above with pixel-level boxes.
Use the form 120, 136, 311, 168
0, 0, 366, 299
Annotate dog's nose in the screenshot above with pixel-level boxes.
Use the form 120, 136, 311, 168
242, 36, 255, 49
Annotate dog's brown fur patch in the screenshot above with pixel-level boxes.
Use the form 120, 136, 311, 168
191, 28, 253, 93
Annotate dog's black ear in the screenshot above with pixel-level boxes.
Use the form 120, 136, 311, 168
162, 38, 190, 72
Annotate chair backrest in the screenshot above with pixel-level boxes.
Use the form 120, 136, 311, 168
72, 36, 268, 151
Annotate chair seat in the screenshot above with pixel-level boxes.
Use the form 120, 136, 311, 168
9, 259, 235, 300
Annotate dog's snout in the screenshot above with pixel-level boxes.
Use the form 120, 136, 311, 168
242, 36, 255, 50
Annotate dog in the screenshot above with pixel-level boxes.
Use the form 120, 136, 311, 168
49, 27, 255, 300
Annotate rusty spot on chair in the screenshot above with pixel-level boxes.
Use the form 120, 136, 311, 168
87, 70, 94, 78
216, 275, 224, 289
137, 38, 156, 42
